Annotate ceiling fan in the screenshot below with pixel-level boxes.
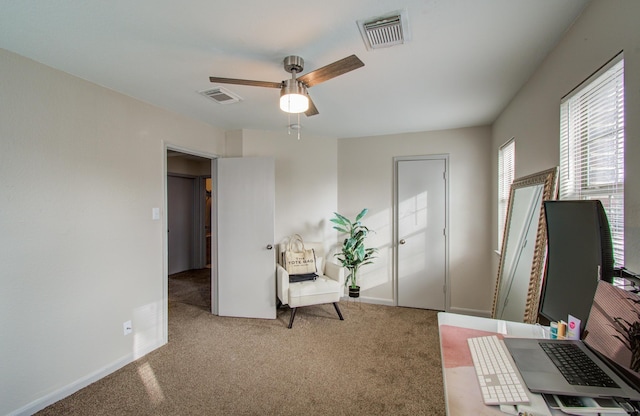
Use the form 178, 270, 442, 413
209, 54, 364, 117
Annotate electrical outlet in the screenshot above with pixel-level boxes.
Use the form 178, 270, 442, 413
123, 320, 132, 336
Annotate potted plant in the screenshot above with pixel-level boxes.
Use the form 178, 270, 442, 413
331, 208, 377, 298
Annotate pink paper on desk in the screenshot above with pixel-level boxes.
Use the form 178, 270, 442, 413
440, 325, 500, 368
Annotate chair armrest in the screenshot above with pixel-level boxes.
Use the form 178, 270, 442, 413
276, 264, 289, 305
323, 262, 345, 286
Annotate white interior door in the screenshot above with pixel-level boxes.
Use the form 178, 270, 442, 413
396, 156, 448, 310
214, 157, 276, 319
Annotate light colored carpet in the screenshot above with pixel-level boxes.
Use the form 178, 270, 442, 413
37, 269, 445, 415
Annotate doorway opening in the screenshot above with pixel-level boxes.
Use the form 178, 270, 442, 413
166, 149, 213, 313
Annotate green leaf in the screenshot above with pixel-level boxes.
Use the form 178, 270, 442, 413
329, 217, 345, 226
355, 208, 368, 222
332, 225, 349, 233
332, 212, 351, 227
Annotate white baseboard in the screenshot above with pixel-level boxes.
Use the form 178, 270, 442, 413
340, 295, 395, 306
447, 306, 492, 318
9, 340, 165, 416
339, 297, 492, 316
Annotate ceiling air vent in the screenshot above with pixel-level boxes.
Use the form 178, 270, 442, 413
357, 9, 410, 51
199, 87, 242, 104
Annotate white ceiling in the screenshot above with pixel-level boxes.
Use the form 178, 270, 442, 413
0, 0, 590, 139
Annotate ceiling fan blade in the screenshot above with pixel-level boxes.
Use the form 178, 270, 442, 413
297, 55, 364, 88
305, 96, 319, 117
209, 77, 282, 89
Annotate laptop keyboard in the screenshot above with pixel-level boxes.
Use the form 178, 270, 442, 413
539, 342, 619, 388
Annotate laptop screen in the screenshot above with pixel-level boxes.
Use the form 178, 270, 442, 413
584, 280, 640, 390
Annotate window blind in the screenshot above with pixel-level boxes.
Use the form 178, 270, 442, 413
560, 55, 624, 266
498, 139, 515, 250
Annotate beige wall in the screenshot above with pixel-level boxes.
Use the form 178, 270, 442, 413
240, 129, 339, 252
337, 127, 493, 311
0, 49, 226, 415
492, 0, 640, 278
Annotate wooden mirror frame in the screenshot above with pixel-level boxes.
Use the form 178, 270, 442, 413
492, 167, 558, 323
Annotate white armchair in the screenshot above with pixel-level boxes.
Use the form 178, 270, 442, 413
276, 241, 345, 328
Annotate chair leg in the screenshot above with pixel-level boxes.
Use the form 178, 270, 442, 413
288, 307, 297, 329
333, 302, 344, 321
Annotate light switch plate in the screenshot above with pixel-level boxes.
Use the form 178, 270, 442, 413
152, 207, 160, 220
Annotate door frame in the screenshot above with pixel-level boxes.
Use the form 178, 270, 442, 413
392, 154, 450, 311
163, 143, 218, 343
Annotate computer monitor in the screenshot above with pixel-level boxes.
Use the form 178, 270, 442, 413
538, 200, 614, 333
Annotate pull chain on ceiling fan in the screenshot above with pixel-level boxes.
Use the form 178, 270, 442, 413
209, 54, 364, 117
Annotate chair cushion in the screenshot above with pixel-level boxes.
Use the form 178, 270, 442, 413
288, 276, 341, 308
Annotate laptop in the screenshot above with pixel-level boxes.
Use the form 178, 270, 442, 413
504, 280, 640, 400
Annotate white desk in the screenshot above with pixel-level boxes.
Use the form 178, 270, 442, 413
438, 312, 560, 416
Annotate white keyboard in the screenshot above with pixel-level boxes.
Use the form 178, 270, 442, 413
467, 335, 530, 405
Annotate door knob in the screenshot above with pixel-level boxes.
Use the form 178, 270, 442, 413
399, 239, 406, 245
266, 244, 273, 250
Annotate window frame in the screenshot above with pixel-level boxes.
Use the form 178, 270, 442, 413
559, 53, 624, 267
498, 138, 515, 252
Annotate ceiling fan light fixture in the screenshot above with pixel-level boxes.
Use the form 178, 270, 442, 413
210, 54, 363, 118
280, 80, 309, 113
280, 93, 308, 113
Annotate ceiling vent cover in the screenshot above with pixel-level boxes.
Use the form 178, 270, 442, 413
358, 9, 410, 50
199, 87, 242, 104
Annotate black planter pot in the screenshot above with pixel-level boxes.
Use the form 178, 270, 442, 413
348, 286, 360, 298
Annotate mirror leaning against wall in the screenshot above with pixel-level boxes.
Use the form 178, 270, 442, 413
492, 167, 558, 324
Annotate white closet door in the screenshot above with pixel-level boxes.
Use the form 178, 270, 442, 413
397, 157, 447, 310
214, 157, 276, 319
